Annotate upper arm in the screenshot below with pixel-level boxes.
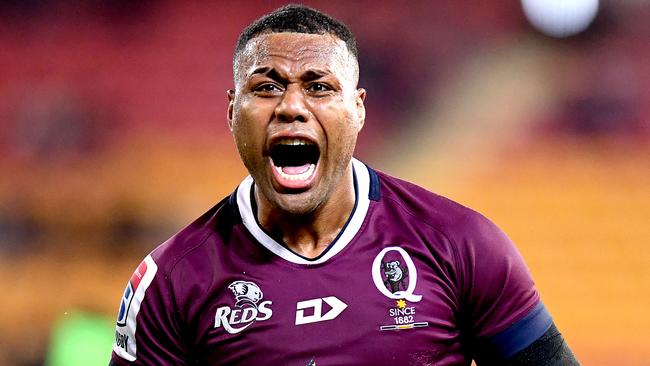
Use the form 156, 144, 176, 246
110, 254, 188, 365
473, 302, 558, 363
453, 212, 552, 360
501, 322, 580, 366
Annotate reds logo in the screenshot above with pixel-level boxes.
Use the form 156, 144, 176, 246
229, 281, 264, 307
214, 281, 273, 334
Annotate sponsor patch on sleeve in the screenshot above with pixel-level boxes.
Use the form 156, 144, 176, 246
113, 254, 158, 361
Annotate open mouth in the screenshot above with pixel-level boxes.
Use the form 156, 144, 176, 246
269, 138, 320, 187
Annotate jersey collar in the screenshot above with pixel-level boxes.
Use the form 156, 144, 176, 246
236, 158, 371, 265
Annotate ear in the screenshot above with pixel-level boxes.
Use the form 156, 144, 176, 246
227, 90, 235, 131
356, 88, 366, 131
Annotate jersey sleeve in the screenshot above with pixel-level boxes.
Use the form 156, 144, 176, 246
453, 212, 552, 362
110, 254, 189, 365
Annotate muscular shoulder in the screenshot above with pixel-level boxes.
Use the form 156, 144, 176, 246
149, 194, 237, 280
373, 168, 544, 358
374, 169, 529, 293
375, 169, 494, 246
111, 195, 238, 364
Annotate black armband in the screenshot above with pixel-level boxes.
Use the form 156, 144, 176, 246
503, 323, 580, 366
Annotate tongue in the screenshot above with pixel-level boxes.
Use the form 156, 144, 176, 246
281, 164, 310, 175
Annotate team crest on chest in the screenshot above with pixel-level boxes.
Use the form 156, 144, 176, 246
214, 280, 273, 334
372, 246, 428, 331
372, 246, 422, 302
382, 260, 408, 293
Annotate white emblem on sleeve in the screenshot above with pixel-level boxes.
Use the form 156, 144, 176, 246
113, 254, 158, 361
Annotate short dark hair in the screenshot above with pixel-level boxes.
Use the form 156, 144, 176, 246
234, 4, 358, 63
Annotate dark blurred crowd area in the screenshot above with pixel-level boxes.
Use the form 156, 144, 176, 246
0, 0, 531, 259
0, 1, 649, 365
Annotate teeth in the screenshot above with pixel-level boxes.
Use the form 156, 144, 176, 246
276, 138, 313, 146
274, 164, 315, 181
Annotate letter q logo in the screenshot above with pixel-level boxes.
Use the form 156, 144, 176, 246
372, 246, 423, 303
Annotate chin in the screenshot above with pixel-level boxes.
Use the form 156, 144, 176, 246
273, 193, 321, 217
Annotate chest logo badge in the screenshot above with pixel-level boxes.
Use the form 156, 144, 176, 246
295, 296, 347, 325
372, 247, 422, 302
214, 280, 273, 334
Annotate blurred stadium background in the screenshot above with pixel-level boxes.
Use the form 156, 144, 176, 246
0, 1, 648, 365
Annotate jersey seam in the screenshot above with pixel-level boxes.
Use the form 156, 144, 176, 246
165, 197, 231, 276
163, 200, 230, 337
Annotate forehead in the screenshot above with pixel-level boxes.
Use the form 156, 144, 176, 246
236, 32, 355, 80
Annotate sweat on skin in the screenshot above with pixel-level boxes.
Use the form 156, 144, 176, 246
227, 32, 366, 259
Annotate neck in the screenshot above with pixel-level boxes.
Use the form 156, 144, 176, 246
255, 168, 356, 259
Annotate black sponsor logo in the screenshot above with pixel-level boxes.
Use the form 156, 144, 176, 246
115, 331, 129, 352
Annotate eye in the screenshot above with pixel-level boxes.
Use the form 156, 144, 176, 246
253, 83, 283, 96
306, 82, 333, 95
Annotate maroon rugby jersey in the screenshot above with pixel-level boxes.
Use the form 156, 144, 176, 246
110, 158, 551, 365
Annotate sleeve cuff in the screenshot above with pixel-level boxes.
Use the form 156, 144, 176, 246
485, 301, 553, 359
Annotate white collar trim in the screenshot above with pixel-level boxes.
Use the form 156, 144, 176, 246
236, 158, 370, 265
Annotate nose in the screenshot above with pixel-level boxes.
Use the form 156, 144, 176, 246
274, 84, 309, 123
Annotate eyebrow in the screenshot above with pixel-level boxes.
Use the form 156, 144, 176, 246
300, 70, 328, 82
249, 67, 330, 83
250, 66, 283, 82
